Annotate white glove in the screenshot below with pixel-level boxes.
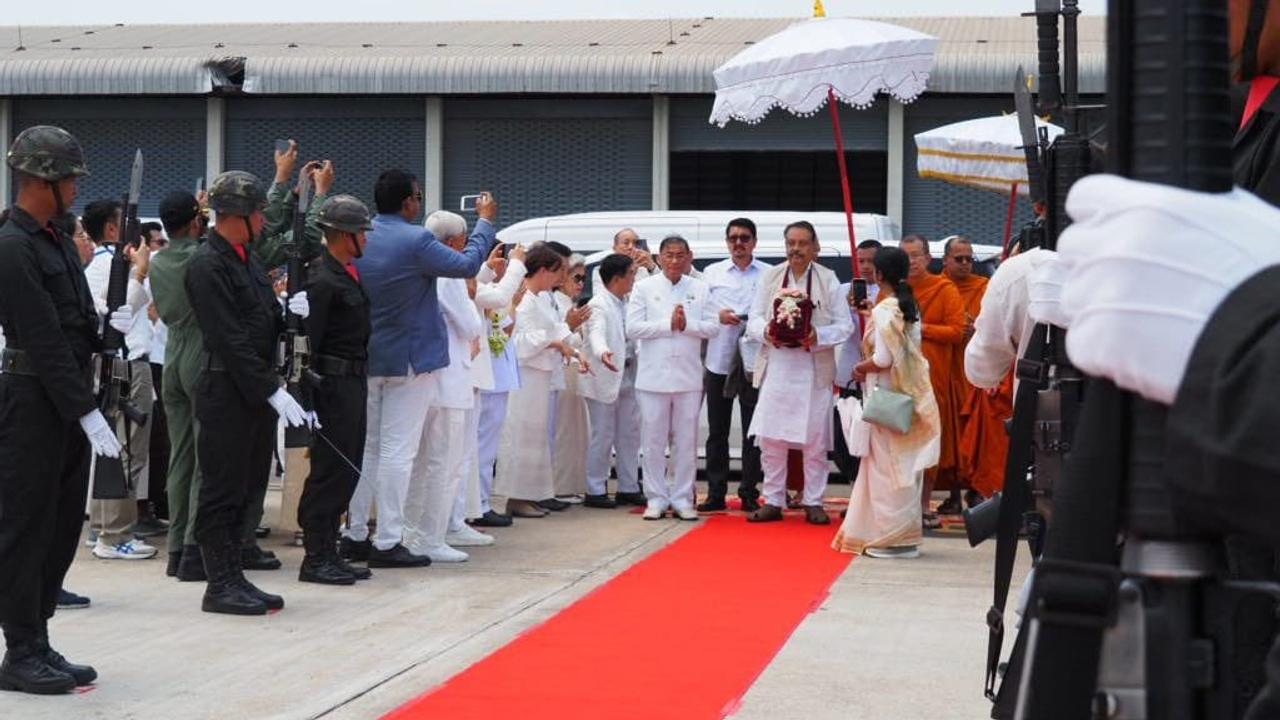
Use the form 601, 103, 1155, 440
287, 291, 310, 319
1026, 251, 1071, 329
268, 387, 309, 428
1054, 175, 1280, 404
307, 411, 322, 430
78, 409, 122, 458
108, 305, 133, 334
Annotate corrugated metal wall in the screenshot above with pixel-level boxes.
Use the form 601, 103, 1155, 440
224, 97, 425, 210
669, 96, 888, 151
901, 95, 1037, 246
442, 98, 652, 230
12, 98, 206, 217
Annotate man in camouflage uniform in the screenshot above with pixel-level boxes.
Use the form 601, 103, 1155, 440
0, 126, 122, 693
184, 170, 314, 615
149, 143, 328, 582
297, 194, 374, 585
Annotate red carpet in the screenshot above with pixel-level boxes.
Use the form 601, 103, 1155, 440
385, 515, 853, 720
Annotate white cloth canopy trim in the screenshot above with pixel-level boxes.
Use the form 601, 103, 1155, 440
914, 113, 1064, 196
709, 17, 939, 127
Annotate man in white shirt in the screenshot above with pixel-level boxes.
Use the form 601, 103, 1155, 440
698, 218, 771, 513
965, 247, 1057, 392
746, 221, 853, 525
591, 227, 656, 291
832, 239, 882, 484
81, 199, 158, 561
626, 236, 720, 520
579, 254, 644, 508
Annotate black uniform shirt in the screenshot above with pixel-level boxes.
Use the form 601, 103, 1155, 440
0, 206, 99, 422
185, 229, 283, 405
1235, 80, 1280, 207
304, 252, 370, 363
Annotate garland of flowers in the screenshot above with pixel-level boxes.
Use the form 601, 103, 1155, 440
487, 312, 509, 356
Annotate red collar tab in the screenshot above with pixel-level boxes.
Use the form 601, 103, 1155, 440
1242, 76, 1280, 131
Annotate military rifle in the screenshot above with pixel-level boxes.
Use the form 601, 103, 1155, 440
278, 168, 318, 448
92, 149, 148, 500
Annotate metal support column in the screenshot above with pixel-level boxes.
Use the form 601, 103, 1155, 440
205, 97, 225, 183
651, 95, 670, 211
887, 99, 906, 231
424, 96, 444, 213
0, 98, 11, 210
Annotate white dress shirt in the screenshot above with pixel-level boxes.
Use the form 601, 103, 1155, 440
626, 272, 719, 394
966, 248, 1053, 393
702, 257, 771, 376
578, 289, 632, 404
436, 277, 485, 410
84, 245, 152, 360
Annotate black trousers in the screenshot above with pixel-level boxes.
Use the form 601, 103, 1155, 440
830, 387, 862, 485
148, 361, 170, 517
703, 370, 761, 502
298, 375, 367, 535
193, 371, 275, 545
0, 375, 91, 649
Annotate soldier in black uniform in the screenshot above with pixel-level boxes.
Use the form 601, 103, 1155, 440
0, 126, 124, 694
297, 195, 374, 585
185, 171, 312, 616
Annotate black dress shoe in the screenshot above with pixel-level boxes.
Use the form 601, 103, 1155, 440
339, 537, 372, 561
367, 544, 432, 568
237, 577, 285, 610
332, 556, 372, 581
0, 649, 75, 695
166, 549, 183, 578
740, 497, 761, 513
177, 544, 207, 582
40, 645, 96, 686
241, 544, 282, 571
583, 494, 617, 509
299, 555, 357, 585
696, 498, 727, 512
614, 491, 648, 507
537, 498, 570, 512
469, 510, 513, 527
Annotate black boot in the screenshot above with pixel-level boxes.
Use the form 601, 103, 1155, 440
35, 632, 96, 686
232, 540, 284, 610
299, 530, 356, 586
0, 646, 75, 695
200, 537, 267, 616
328, 522, 371, 580
241, 543, 282, 571
166, 549, 183, 578
177, 544, 206, 582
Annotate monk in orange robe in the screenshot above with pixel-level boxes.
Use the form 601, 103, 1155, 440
942, 236, 1009, 499
900, 235, 967, 525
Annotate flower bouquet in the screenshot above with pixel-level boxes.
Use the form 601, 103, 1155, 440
769, 287, 814, 348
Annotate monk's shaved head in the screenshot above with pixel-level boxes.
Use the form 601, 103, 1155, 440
942, 235, 975, 281
900, 234, 931, 280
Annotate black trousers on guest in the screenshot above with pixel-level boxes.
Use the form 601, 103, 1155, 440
148, 361, 170, 518
703, 370, 762, 503
830, 386, 861, 485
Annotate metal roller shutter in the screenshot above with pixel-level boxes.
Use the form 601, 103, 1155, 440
442, 98, 652, 230
225, 97, 425, 211
670, 96, 888, 151
902, 95, 1038, 247
12, 98, 206, 218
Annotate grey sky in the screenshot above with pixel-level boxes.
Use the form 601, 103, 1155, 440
9, 0, 1106, 26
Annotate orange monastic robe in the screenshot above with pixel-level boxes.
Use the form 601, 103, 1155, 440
909, 273, 967, 489
951, 274, 1010, 497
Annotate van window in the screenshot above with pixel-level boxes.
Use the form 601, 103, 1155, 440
670, 151, 887, 214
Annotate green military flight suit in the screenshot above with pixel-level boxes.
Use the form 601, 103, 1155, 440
152, 183, 325, 566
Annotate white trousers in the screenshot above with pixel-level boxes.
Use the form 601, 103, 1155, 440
345, 371, 437, 551
404, 405, 467, 552
449, 403, 481, 533
636, 390, 702, 510
759, 436, 829, 509
476, 391, 509, 514
583, 389, 641, 496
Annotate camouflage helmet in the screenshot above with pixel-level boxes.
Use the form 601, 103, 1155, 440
207, 171, 267, 217
6, 125, 90, 181
316, 194, 374, 234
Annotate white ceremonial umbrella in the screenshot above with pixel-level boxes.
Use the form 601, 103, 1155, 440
914, 113, 1064, 251
709, 6, 938, 277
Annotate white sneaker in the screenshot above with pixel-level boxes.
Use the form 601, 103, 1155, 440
865, 545, 921, 559
642, 501, 669, 520
93, 539, 158, 560
445, 525, 495, 547
420, 544, 469, 563
672, 504, 699, 522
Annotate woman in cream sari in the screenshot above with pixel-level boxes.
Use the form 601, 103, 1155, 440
833, 246, 940, 558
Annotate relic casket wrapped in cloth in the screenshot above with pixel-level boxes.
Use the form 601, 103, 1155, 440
768, 272, 815, 348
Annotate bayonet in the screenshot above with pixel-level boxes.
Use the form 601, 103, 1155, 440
127, 149, 143, 207
1014, 67, 1047, 207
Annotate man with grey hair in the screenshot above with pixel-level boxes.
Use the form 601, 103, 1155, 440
400, 210, 486, 563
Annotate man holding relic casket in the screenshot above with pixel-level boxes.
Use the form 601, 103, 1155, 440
745, 221, 852, 525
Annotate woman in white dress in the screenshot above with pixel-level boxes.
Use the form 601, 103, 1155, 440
495, 245, 590, 518
553, 255, 592, 503
833, 246, 941, 558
